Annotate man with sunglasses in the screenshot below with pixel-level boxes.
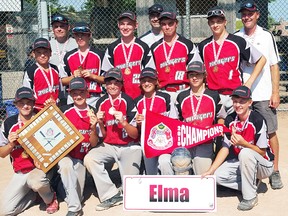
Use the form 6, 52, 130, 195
235, 0, 283, 190
139, 3, 164, 47
61, 22, 104, 107
49, 13, 77, 106
198, 6, 266, 116
102, 11, 155, 99
151, 11, 200, 103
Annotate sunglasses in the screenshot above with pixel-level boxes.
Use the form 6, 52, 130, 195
241, 2, 256, 8
72, 26, 91, 33
207, 9, 225, 18
51, 16, 68, 23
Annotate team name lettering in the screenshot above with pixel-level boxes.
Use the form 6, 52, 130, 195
209, 56, 235, 67
149, 185, 189, 202
78, 129, 91, 135
117, 61, 141, 69
185, 112, 213, 122
38, 86, 59, 96
160, 57, 186, 68
177, 125, 223, 147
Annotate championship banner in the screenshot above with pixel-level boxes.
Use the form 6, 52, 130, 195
141, 110, 230, 158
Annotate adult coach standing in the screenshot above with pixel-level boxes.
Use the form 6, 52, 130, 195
49, 13, 77, 106
139, 3, 164, 47
102, 11, 155, 99
197, 6, 266, 115
235, 0, 283, 189
151, 11, 200, 102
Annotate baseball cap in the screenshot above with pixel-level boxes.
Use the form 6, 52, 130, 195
68, 77, 88, 91
32, 38, 51, 50
187, 61, 206, 74
148, 4, 164, 15
51, 13, 69, 25
104, 68, 123, 82
14, 87, 35, 102
118, 11, 137, 22
140, 67, 158, 80
207, 6, 226, 19
231, 86, 252, 99
159, 11, 177, 20
72, 22, 91, 34
238, 0, 259, 13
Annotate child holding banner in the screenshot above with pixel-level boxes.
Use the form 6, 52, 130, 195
135, 67, 178, 175
59, 77, 98, 216
202, 85, 274, 211
175, 61, 225, 175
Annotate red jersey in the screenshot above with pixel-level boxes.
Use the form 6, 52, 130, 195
62, 47, 104, 94
198, 34, 262, 94
96, 92, 137, 145
151, 34, 198, 88
0, 115, 35, 173
23, 63, 60, 111
61, 104, 96, 160
102, 38, 155, 99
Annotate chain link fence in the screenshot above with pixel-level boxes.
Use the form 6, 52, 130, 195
0, 0, 287, 122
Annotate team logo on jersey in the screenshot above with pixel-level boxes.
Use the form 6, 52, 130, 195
147, 123, 173, 150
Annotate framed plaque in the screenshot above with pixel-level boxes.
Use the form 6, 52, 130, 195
17, 103, 84, 173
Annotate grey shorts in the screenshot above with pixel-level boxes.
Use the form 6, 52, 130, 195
253, 100, 278, 134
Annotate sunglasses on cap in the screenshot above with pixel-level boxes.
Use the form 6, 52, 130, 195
207, 9, 225, 18
242, 2, 256, 9
72, 26, 91, 33
51, 15, 68, 23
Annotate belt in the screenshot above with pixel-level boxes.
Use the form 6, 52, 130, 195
218, 88, 233, 95
162, 84, 189, 92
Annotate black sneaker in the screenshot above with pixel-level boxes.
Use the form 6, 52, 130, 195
269, 171, 284, 190
66, 209, 83, 216
95, 192, 123, 211
237, 196, 258, 211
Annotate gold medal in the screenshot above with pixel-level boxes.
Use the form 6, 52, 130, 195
213, 65, 218, 73
124, 67, 131, 75
21, 150, 29, 159
165, 66, 170, 73
78, 65, 83, 71
108, 107, 116, 115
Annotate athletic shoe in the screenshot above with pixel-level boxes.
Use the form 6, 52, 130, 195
66, 209, 83, 216
269, 171, 284, 190
46, 192, 59, 214
237, 196, 258, 211
95, 191, 123, 211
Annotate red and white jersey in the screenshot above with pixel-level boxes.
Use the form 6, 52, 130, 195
176, 88, 225, 127
151, 34, 198, 88
62, 47, 104, 94
96, 92, 137, 145
60, 104, 96, 160
23, 63, 60, 111
224, 111, 274, 160
102, 38, 155, 99
198, 34, 262, 94
0, 115, 35, 173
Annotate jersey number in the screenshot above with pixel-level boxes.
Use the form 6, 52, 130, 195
175, 71, 185, 80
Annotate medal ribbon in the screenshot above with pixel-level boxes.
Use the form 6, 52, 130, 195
74, 105, 89, 119
78, 48, 90, 68
37, 63, 54, 93
56, 39, 69, 63
121, 38, 135, 68
233, 111, 251, 132
190, 89, 205, 118
143, 92, 156, 112
163, 35, 178, 66
212, 34, 227, 66
108, 93, 122, 108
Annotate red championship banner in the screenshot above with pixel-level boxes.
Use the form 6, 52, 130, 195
141, 110, 230, 158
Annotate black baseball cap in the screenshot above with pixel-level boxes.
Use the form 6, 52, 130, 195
207, 6, 226, 19
231, 86, 252, 99
159, 11, 177, 21
118, 11, 137, 22
72, 22, 91, 34
187, 61, 206, 74
32, 38, 51, 50
148, 4, 164, 15
140, 68, 158, 80
104, 68, 123, 82
51, 13, 69, 25
238, 0, 259, 13
68, 77, 88, 91
14, 87, 35, 102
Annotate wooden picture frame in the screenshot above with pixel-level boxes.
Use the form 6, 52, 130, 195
17, 103, 84, 173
